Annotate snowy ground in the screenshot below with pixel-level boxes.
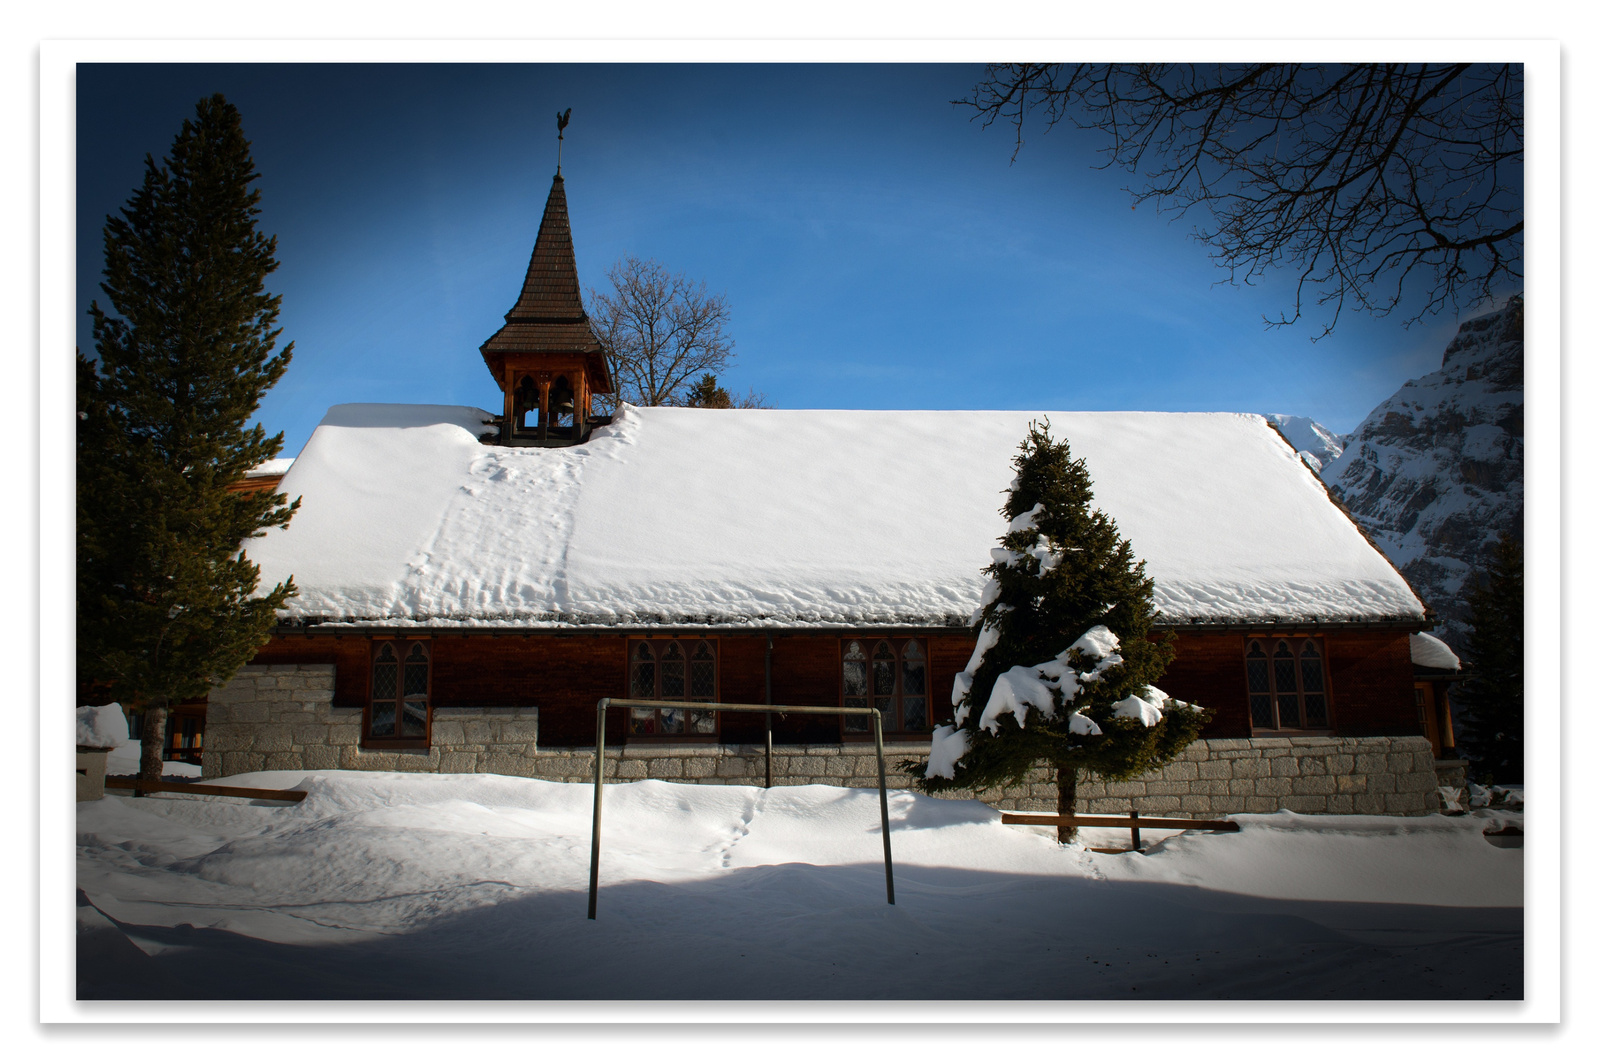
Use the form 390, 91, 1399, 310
75, 771, 1522, 1002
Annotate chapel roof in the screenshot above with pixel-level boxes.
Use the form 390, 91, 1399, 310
248, 405, 1429, 631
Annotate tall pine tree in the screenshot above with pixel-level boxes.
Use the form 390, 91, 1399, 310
78, 94, 298, 786
906, 422, 1208, 841
1457, 536, 1523, 784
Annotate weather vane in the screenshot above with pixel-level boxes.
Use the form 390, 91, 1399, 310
556, 108, 571, 175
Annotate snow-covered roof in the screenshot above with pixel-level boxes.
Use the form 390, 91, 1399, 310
245, 458, 295, 478
1410, 632, 1462, 671
248, 404, 1426, 629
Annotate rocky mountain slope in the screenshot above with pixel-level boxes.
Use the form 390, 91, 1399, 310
1319, 296, 1524, 649
1265, 413, 1348, 474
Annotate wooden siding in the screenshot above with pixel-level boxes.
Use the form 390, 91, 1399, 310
241, 627, 1422, 748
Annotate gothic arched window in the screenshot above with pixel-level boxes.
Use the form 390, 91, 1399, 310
841, 637, 931, 734
627, 638, 718, 737
1245, 637, 1331, 731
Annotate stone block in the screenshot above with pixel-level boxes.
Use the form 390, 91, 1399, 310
1352, 793, 1385, 815
463, 721, 494, 744
1179, 795, 1215, 813
1231, 758, 1267, 779
1337, 774, 1368, 794
1164, 760, 1199, 781
1282, 795, 1329, 814
1269, 756, 1300, 777
1194, 779, 1231, 796
716, 757, 750, 777
1366, 772, 1397, 794
1291, 774, 1337, 796
683, 757, 717, 779
290, 725, 328, 746
1228, 778, 1256, 796
302, 745, 340, 771
1326, 754, 1355, 775
1354, 753, 1387, 774
480, 753, 530, 777
1104, 780, 1146, 798
1296, 756, 1328, 776
431, 721, 467, 746
329, 725, 362, 745
1252, 738, 1293, 749
1257, 776, 1291, 797
495, 719, 540, 743
230, 704, 271, 725
352, 751, 397, 771
1137, 795, 1181, 814
1386, 790, 1426, 814
250, 726, 295, 753
1325, 794, 1354, 814
1398, 771, 1438, 795
223, 752, 265, 775
647, 757, 684, 778
1244, 796, 1279, 813
792, 756, 826, 776
263, 753, 302, 771
1207, 738, 1251, 752
1197, 761, 1232, 781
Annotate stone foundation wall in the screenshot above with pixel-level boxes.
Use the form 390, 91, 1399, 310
206, 665, 1441, 815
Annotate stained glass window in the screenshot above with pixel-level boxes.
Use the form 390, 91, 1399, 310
626, 638, 717, 737
840, 637, 934, 735
367, 639, 429, 745
1244, 637, 1331, 732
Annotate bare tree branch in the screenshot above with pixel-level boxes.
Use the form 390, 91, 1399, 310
587, 256, 744, 411
961, 63, 1523, 337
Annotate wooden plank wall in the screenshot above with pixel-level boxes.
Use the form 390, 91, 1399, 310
243, 627, 1421, 747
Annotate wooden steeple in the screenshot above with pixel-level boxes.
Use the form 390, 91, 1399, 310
480, 172, 613, 445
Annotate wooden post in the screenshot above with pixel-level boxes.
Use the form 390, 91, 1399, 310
1130, 808, 1141, 852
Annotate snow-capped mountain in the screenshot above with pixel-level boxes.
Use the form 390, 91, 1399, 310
1320, 296, 1524, 648
1264, 414, 1347, 474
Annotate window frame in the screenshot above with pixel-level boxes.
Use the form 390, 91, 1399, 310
363, 637, 433, 749
624, 636, 720, 739
840, 636, 932, 737
1244, 635, 1334, 733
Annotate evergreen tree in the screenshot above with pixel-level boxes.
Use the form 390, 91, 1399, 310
1457, 536, 1523, 784
78, 94, 298, 786
904, 422, 1209, 841
683, 372, 733, 408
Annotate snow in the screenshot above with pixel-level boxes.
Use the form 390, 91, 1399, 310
74, 771, 1523, 1000
245, 457, 295, 477
247, 405, 1425, 628
79, 702, 201, 777
1265, 413, 1346, 474
1410, 631, 1462, 670
76, 703, 127, 748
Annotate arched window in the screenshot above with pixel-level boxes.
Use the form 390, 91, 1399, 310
841, 637, 932, 734
1244, 637, 1331, 731
366, 638, 431, 746
627, 638, 718, 737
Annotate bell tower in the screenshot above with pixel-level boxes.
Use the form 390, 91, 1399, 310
480, 130, 612, 445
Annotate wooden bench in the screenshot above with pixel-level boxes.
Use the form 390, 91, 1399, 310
1000, 811, 1240, 853
101, 777, 307, 803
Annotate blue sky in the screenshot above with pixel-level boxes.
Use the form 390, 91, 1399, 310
75, 62, 1512, 458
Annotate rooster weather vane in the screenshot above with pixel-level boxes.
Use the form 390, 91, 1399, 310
556, 108, 571, 175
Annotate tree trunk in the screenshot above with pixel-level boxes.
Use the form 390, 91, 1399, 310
1055, 764, 1078, 843
137, 696, 168, 796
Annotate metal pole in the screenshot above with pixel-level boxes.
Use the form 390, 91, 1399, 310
587, 697, 609, 919
873, 709, 895, 905
764, 634, 774, 789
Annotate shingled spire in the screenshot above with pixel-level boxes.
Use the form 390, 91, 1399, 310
480, 167, 613, 446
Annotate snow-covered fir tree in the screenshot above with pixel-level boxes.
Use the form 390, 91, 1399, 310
78, 94, 299, 785
905, 421, 1209, 841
